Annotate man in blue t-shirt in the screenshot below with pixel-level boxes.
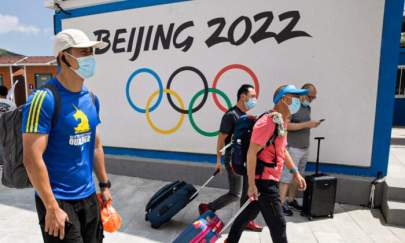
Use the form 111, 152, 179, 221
22, 29, 110, 243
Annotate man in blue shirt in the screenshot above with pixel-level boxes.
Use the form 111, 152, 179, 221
22, 29, 111, 243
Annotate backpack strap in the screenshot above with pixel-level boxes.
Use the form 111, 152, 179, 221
266, 123, 279, 147
89, 91, 96, 106
41, 84, 97, 129
257, 113, 280, 169
230, 108, 238, 117
41, 83, 61, 129
256, 112, 277, 154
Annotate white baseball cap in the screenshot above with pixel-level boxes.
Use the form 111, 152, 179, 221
53, 29, 108, 57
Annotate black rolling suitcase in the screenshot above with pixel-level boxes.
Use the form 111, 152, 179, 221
145, 170, 219, 228
302, 137, 337, 220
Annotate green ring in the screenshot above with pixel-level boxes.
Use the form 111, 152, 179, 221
188, 88, 232, 137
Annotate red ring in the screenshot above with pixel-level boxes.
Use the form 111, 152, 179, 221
212, 64, 260, 112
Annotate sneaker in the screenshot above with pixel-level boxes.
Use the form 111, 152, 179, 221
288, 199, 303, 211
244, 220, 263, 232
198, 203, 210, 215
282, 201, 294, 216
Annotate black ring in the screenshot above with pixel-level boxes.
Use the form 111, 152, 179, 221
166, 66, 209, 114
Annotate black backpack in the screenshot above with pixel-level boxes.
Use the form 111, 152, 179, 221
0, 83, 95, 188
231, 112, 279, 176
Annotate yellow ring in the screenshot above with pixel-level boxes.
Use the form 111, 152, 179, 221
145, 89, 185, 135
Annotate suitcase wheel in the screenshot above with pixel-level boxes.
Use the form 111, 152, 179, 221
308, 216, 313, 221
329, 214, 334, 218
151, 223, 161, 229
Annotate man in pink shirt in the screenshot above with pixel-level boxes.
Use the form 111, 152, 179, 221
226, 85, 308, 243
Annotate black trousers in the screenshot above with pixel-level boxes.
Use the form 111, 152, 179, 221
35, 193, 104, 243
227, 180, 288, 243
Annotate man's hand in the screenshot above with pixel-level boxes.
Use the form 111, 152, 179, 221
101, 188, 112, 204
248, 184, 259, 201
293, 173, 307, 191
215, 161, 223, 173
45, 205, 69, 240
306, 120, 321, 129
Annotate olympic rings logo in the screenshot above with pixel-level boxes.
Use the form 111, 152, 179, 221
125, 64, 260, 137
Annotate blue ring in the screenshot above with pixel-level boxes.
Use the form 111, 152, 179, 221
125, 68, 163, 113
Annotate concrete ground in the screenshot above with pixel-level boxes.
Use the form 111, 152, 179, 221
0, 173, 404, 243
1, 128, 405, 243
389, 127, 405, 187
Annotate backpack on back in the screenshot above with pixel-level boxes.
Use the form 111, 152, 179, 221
0, 83, 96, 189
0, 106, 28, 188
231, 112, 279, 176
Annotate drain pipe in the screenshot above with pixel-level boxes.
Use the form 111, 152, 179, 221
368, 171, 385, 209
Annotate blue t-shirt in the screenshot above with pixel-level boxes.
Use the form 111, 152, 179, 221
22, 78, 101, 200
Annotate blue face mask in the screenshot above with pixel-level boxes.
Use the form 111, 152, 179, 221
288, 97, 301, 114
302, 99, 311, 107
245, 98, 257, 110
66, 53, 96, 79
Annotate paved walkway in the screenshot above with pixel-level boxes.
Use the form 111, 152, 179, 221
1, 128, 405, 242
389, 127, 405, 187
0, 172, 404, 243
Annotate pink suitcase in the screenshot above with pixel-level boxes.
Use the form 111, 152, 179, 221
173, 199, 252, 243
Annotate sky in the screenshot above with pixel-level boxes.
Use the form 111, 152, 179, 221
0, 0, 54, 56
0, 1, 404, 57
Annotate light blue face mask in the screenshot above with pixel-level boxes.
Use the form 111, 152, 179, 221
245, 98, 257, 110
66, 53, 96, 79
288, 97, 301, 114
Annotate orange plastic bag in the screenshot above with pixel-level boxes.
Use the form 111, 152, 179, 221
97, 193, 122, 233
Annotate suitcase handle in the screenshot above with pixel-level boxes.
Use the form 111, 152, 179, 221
314, 137, 325, 175
219, 198, 252, 235
213, 169, 220, 177
189, 169, 220, 201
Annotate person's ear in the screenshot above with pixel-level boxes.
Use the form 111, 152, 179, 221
60, 52, 72, 68
281, 96, 288, 104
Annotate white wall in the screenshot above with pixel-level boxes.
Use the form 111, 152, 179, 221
61, 0, 385, 167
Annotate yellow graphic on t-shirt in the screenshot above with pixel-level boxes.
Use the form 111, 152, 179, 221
73, 105, 90, 134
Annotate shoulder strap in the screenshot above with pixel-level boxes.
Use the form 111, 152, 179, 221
266, 123, 279, 147
256, 111, 270, 122
89, 91, 96, 105
41, 83, 61, 129
229, 108, 239, 119
38, 85, 96, 129
257, 114, 280, 169
255, 111, 277, 147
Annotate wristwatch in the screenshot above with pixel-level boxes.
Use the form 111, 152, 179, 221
99, 179, 111, 189
289, 167, 298, 174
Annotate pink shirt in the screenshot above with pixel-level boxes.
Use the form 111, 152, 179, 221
251, 114, 287, 181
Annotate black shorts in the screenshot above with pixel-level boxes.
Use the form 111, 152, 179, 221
35, 193, 104, 243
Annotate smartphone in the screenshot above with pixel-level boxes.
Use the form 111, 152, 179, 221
319, 119, 325, 123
